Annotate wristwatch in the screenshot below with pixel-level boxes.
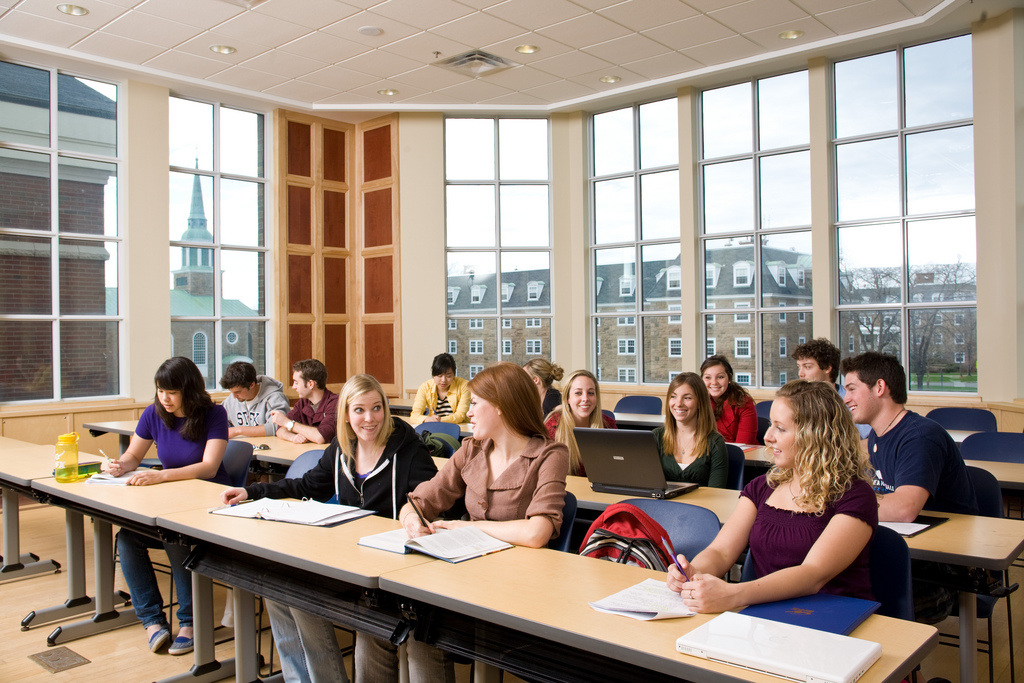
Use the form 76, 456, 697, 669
286, 420, 295, 431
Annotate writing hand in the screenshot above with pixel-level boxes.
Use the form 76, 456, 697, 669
221, 487, 248, 505
127, 469, 165, 486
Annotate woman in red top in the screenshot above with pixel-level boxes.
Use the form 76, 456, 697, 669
700, 355, 757, 443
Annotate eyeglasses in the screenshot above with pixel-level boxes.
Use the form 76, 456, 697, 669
253, 444, 270, 451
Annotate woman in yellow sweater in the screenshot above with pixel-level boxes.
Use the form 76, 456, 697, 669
410, 352, 471, 425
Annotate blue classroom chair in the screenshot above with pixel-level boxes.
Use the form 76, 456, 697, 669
927, 407, 997, 433
621, 499, 720, 562
755, 400, 773, 419
548, 492, 578, 553
614, 395, 662, 415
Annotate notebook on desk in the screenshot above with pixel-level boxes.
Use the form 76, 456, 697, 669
740, 593, 880, 635
574, 427, 698, 499
676, 611, 881, 683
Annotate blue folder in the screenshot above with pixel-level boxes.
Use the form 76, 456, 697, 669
739, 593, 880, 635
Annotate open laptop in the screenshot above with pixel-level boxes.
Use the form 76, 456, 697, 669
574, 427, 698, 499
675, 611, 882, 683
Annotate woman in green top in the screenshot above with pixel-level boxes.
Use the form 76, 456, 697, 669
654, 372, 729, 488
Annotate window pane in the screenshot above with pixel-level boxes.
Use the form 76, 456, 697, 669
0, 61, 49, 146
593, 107, 633, 176
221, 107, 263, 177
759, 152, 810, 229
446, 119, 494, 180
61, 321, 118, 398
498, 317, 552, 366
643, 316, 678, 383
836, 138, 899, 222
908, 307, 975, 392
639, 99, 678, 169
0, 148, 50, 231
447, 251, 496, 316
640, 170, 679, 240
446, 185, 495, 247
60, 238, 115, 315
834, 51, 897, 138
501, 251, 550, 314
905, 126, 974, 215
172, 321, 217, 389
641, 243, 680, 312
594, 177, 635, 244
760, 313, 811, 387
169, 98, 213, 171
221, 249, 265, 316
704, 238, 755, 306
907, 216, 976, 303
59, 157, 118, 236
758, 71, 808, 150
449, 317, 497, 379
500, 185, 549, 247
170, 247, 215, 315
58, 75, 116, 156
703, 159, 753, 234
838, 224, 902, 305
905, 35, 972, 128
595, 247, 636, 314
594, 317, 637, 383
0, 320, 53, 401
0, 235, 51, 314
170, 172, 214, 242
704, 314, 755, 376
221, 178, 264, 246
839, 309, 901, 360
499, 119, 547, 180
761, 231, 812, 306
702, 83, 751, 159
222, 322, 266, 372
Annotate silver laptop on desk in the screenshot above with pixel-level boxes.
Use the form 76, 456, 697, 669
573, 427, 698, 499
676, 612, 881, 683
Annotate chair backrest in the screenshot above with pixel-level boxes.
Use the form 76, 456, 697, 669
222, 440, 254, 488
959, 432, 1024, 464
621, 498, 721, 561
926, 407, 997, 432
755, 400, 773, 419
965, 465, 1003, 519
614, 395, 662, 415
548, 492, 578, 553
756, 416, 770, 446
285, 449, 325, 480
414, 421, 463, 441
602, 409, 615, 421
725, 444, 744, 491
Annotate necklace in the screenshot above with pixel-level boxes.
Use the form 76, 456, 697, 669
872, 409, 905, 453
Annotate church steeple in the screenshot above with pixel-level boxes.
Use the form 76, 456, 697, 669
172, 162, 214, 296
181, 160, 213, 244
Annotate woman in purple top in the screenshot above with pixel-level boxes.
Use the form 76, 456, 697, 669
105, 357, 229, 656
667, 380, 877, 612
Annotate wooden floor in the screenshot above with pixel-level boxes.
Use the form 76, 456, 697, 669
0, 500, 1020, 682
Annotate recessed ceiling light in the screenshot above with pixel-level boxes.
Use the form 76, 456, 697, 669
378, 89, 399, 96
599, 75, 621, 84
778, 29, 804, 40
359, 26, 384, 36
515, 45, 539, 54
210, 45, 237, 55
56, 4, 89, 15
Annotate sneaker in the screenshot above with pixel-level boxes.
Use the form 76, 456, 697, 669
168, 635, 194, 656
148, 627, 170, 653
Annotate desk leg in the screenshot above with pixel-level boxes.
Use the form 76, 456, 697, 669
959, 589, 977, 683
233, 587, 259, 683
473, 663, 501, 683
119, 434, 130, 455
46, 518, 139, 645
156, 570, 236, 683
0, 487, 60, 580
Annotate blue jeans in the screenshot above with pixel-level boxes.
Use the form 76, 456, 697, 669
265, 599, 349, 683
356, 631, 454, 683
117, 529, 193, 629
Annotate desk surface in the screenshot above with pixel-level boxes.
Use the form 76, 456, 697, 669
565, 475, 741, 522
81, 420, 138, 437
963, 459, 1024, 490
243, 436, 320, 466
396, 415, 472, 438
0, 443, 67, 487
612, 412, 663, 428
380, 547, 936, 683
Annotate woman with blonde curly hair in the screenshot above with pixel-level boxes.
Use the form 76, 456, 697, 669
544, 369, 617, 475
667, 380, 877, 613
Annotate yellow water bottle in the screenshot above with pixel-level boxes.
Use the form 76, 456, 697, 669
55, 432, 80, 483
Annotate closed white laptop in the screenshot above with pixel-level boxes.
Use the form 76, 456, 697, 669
675, 611, 881, 683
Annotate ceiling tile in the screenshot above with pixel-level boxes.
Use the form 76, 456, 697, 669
176, 31, 267, 64
100, 12, 203, 48
791, 0, 872, 12
709, 0, 808, 34
313, 91, 390, 105
262, 79, 337, 101
521, 77, 596, 101
350, 78, 428, 100
298, 64, 379, 90
369, 0, 475, 28
320, 11, 420, 47
253, 0, 360, 29
816, 0, 913, 34
900, 0, 944, 16
477, 64, 560, 90
431, 11, 526, 47
377, 31, 473, 63
571, 0, 623, 9
482, 33, 573, 63
278, 31, 365, 63
622, 51, 703, 79
743, 15, 834, 49
434, 77, 515, 101
530, 50, 614, 78
485, 0, 589, 31
208, 11, 310, 48
144, 50, 230, 79
74, 32, 166, 64
566, 64, 647, 89
0, 11, 92, 48
452, 0, 506, 9
644, 15, 735, 51
478, 90, 547, 105
535, 12, 632, 48
339, 49, 424, 78
137, 0, 243, 28
598, 0, 699, 32
207, 65, 289, 90
680, 33, 763, 65
396, 91, 471, 104
684, 0, 748, 11
100, 0, 148, 7
387, 64, 473, 90
582, 33, 672, 64
14, 0, 129, 30
239, 50, 326, 79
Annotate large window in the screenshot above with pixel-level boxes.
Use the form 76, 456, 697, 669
445, 118, 551, 377
834, 36, 976, 393
169, 97, 266, 389
590, 98, 680, 383
0, 61, 119, 402
699, 72, 813, 389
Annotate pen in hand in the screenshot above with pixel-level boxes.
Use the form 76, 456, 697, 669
661, 537, 692, 581
406, 494, 434, 534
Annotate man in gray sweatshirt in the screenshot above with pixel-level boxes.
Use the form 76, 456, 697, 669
220, 362, 290, 438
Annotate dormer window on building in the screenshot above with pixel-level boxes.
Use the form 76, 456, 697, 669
794, 269, 805, 287
733, 262, 752, 287
705, 264, 719, 289
775, 264, 787, 286
666, 266, 681, 290
619, 275, 634, 297
527, 281, 544, 301
447, 287, 460, 305
501, 282, 514, 302
471, 284, 486, 304
595, 276, 603, 296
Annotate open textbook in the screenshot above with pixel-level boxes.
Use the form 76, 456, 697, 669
359, 526, 512, 563
589, 578, 696, 620
211, 498, 373, 527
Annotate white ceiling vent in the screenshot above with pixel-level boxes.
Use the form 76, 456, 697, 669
434, 50, 520, 78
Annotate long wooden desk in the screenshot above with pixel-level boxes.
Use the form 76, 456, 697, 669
243, 435, 321, 468
82, 420, 138, 454
964, 459, 1024, 491
379, 546, 937, 683
0, 441, 62, 580
565, 474, 742, 522
612, 411, 662, 429
397, 415, 473, 438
